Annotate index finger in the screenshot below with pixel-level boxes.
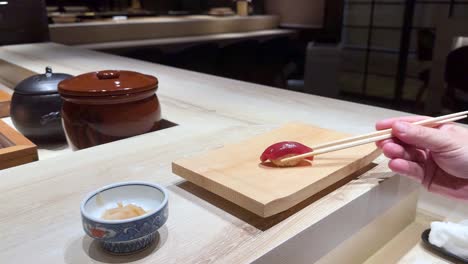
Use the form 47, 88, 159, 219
375, 116, 430, 130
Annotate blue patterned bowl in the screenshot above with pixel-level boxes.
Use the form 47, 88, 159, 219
80, 182, 168, 254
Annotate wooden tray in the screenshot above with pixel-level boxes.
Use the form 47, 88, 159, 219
0, 120, 38, 170
172, 123, 381, 217
0, 90, 11, 118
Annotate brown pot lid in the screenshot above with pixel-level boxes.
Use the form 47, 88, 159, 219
58, 70, 158, 97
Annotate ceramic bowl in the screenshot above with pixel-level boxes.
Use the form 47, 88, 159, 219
81, 182, 168, 254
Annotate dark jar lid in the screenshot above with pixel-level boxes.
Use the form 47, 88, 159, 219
58, 70, 158, 97
14, 67, 73, 96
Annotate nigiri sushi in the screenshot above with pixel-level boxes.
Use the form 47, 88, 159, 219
260, 141, 313, 167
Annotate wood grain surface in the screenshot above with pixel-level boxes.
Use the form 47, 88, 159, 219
0, 58, 36, 89
0, 43, 422, 264
50, 15, 280, 45
0, 90, 11, 118
173, 123, 380, 217
0, 124, 404, 264
77, 29, 296, 51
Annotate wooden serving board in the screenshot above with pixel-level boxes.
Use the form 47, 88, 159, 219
176, 123, 380, 217
172, 123, 381, 217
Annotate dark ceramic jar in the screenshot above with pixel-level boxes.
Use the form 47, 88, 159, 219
58, 70, 161, 150
10, 67, 73, 143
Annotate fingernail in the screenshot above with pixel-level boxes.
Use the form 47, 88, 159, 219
394, 122, 409, 133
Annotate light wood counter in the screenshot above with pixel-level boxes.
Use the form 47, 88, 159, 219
77, 29, 296, 51
50, 15, 280, 45
363, 213, 447, 264
0, 43, 452, 263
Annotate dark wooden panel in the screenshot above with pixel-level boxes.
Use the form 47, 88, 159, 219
0, 0, 49, 45
264, 0, 325, 27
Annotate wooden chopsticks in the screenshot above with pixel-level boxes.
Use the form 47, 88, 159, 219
280, 111, 468, 164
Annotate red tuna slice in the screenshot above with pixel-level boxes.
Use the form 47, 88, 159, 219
260, 141, 313, 163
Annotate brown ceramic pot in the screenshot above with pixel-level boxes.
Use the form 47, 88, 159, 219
58, 70, 161, 150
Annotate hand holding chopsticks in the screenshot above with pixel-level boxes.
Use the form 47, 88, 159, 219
280, 111, 468, 164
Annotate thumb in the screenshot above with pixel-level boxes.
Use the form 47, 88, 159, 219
392, 121, 452, 152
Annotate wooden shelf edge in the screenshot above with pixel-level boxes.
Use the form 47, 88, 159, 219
0, 153, 38, 170
0, 90, 11, 118
0, 145, 38, 162
0, 119, 38, 169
